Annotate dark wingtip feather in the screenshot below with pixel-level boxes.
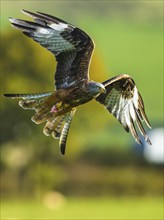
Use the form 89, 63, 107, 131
37, 11, 68, 24
21, 9, 35, 16
8, 17, 13, 22
4, 94, 10, 97
146, 137, 152, 145
4, 94, 18, 98
21, 9, 27, 13
144, 115, 152, 129
134, 134, 143, 145
136, 138, 143, 145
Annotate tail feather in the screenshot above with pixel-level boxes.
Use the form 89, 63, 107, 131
53, 115, 66, 139
59, 108, 76, 155
19, 99, 44, 110
43, 115, 65, 138
43, 108, 76, 155
31, 107, 52, 124
18, 97, 52, 124
43, 118, 57, 136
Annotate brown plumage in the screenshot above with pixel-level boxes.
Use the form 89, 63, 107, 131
4, 10, 151, 154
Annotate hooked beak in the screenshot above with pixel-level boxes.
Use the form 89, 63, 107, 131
100, 87, 106, 94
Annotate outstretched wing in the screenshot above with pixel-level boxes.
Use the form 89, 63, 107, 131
9, 10, 94, 90
96, 74, 151, 145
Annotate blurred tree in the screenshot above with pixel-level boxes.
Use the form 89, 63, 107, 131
1, 1, 163, 199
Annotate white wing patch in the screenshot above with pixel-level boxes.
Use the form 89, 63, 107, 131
49, 23, 68, 31
37, 27, 53, 35
129, 102, 136, 121
133, 86, 139, 108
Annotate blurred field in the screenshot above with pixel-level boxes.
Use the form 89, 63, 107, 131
1, 197, 163, 220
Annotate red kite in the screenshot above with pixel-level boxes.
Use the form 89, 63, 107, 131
4, 10, 151, 154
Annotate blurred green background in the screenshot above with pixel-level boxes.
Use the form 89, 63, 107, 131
1, 1, 163, 219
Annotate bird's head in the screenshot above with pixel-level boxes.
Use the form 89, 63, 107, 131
89, 81, 106, 95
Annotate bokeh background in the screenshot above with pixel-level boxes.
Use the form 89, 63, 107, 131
1, 1, 163, 219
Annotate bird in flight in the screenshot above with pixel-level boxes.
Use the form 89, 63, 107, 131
4, 10, 151, 154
